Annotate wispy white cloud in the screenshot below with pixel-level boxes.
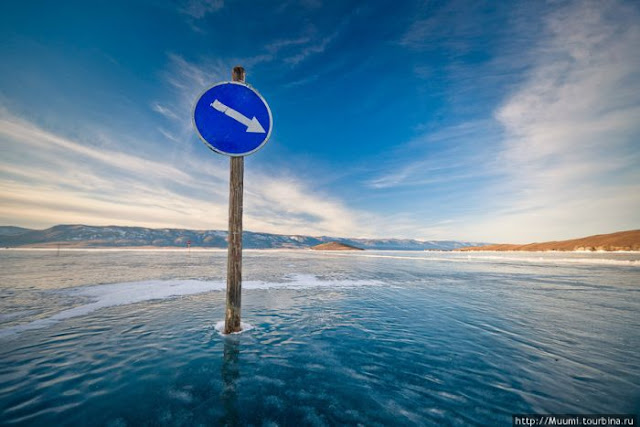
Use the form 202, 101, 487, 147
284, 34, 337, 65
151, 53, 232, 144
365, 120, 500, 189
399, 0, 493, 52
163, 53, 222, 93
279, 20, 348, 66
158, 127, 181, 143
0, 111, 391, 238
180, 0, 224, 19
368, 0, 640, 241
300, 0, 322, 9
485, 0, 640, 241
152, 103, 179, 121
0, 115, 195, 185
266, 37, 311, 54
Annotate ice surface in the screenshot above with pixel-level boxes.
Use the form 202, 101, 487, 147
0, 274, 381, 338
1, 249, 639, 425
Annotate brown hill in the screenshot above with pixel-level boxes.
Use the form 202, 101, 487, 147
310, 242, 364, 251
457, 230, 640, 252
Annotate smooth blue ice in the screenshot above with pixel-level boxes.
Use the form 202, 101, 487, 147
1, 249, 639, 425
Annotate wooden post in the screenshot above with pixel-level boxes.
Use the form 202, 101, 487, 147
225, 66, 246, 334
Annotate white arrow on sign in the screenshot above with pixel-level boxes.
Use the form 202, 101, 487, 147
210, 99, 266, 133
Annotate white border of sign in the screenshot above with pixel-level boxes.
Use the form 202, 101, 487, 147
192, 81, 273, 157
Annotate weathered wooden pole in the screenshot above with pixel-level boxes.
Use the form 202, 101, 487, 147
194, 65, 271, 333
225, 66, 246, 334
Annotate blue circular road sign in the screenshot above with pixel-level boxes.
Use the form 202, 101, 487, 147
193, 81, 273, 156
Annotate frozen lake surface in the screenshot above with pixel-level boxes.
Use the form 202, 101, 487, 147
1, 249, 639, 425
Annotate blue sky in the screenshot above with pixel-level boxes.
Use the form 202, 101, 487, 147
1, 0, 639, 242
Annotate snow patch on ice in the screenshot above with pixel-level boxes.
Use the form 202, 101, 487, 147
323, 252, 640, 266
459, 254, 640, 266
0, 274, 382, 338
214, 320, 255, 335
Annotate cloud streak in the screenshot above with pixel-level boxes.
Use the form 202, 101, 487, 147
0, 111, 389, 238
368, 0, 640, 241
485, 0, 640, 240
180, 0, 224, 19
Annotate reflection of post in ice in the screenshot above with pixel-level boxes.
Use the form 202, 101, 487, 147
220, 337, 240, 426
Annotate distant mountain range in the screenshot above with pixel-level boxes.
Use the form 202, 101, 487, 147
457, 230, 640, 252
0, 224, 484, 251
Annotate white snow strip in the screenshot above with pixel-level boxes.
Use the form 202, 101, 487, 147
0, 274, 382, 338
214, 320, 255, 335
315, 252, 640, 266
